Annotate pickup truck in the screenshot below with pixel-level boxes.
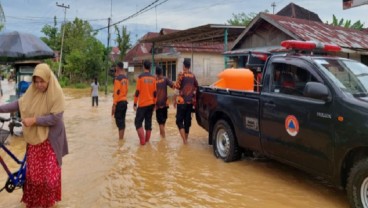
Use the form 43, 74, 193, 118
195, 40, 368, 208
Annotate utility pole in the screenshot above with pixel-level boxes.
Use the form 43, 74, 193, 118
271, 2, 276, 14
105, 17, 111, 95
56, 2, 70, 78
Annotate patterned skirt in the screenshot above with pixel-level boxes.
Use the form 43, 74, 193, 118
21, 139, 61, 208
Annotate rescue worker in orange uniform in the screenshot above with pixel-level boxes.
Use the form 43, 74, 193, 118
173, 59, 198, 144
133, 60, 157, 145
112, 62, 129, 140
155, 66, 174, 138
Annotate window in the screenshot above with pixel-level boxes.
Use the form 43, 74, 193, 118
271, 62, 317, 97
158, 61, 177, 81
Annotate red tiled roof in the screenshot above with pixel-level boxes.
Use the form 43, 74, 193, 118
123, 29, 225, 63
123, 32, 160, 63
263, 13, 368, 49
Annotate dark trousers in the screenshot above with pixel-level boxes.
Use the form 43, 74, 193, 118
114, 101, 128, 130
92, 96, 98, 106
176, 104, 193, 134
134, 104, 155, 130
156, 107, 168, 125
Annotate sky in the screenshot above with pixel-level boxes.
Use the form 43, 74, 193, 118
1, 0, 367, 46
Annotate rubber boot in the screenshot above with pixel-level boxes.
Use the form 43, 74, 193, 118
179, 128, 187, 144
159, 125, 165, 138
145, 130, 152, 143
119, 129, 125, 140
137, 128, 145, 145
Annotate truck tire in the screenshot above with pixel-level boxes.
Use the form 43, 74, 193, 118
347, 158, 368, 208
212, 120, 241, 162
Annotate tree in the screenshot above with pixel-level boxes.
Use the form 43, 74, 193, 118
41, 18, 105, 83
62, 18, 105, 83
114, 25, 131, 61
329, 14, 365, 30
227, 11, 264, 26
40, 16, 60, 50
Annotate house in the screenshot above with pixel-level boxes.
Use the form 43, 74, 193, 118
124, 28, 226, 84
228, 3, 368, 67
138, 25, 245, 84
122, 32, 160, 79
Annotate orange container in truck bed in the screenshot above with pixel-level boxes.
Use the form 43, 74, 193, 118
212, 68, 254, 91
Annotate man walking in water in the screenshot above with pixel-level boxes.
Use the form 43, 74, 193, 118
174, 59, 198, 144
155, 66, 174, 138
112, 62, 129, 140
134, 60, 157, 145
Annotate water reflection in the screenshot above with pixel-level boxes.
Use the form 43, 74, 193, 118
0, 81, 348, 208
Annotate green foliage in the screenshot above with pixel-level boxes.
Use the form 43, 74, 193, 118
226, 11, 268, 26
40, 17, 106, 85
114, 25, 132, 61
40, 17, 60, 50
58, 76, 70, 87
330, 14, 365, 30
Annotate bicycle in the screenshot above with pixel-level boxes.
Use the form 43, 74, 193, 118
0, 116, 26, 193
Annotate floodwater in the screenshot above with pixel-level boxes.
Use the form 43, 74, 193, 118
0, 80, 349, 208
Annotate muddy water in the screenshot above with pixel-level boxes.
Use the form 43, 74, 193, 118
0, 81, 349, 208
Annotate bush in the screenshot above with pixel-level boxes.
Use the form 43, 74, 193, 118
58, 76, 69, 88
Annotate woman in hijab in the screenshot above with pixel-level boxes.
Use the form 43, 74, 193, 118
0, 63, 68, 208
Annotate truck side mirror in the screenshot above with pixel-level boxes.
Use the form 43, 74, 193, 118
303, 82, 331, 101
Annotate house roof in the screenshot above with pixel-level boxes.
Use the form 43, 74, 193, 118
276, 3, 322, 22
123, 32, 160, 63
124, 26, 230, 63
140, 24, 245, 45
166, 43, 224, 53
232, 12, 368, 51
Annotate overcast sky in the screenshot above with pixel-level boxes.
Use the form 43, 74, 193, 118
1, 0, 367, 46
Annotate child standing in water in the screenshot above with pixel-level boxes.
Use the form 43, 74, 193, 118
91, 77, 99, 107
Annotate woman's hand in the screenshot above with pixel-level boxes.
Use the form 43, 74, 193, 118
22, 117, 36, 127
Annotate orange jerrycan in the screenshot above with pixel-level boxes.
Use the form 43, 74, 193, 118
212, 68, 254, 91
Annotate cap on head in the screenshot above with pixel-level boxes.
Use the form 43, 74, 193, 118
143, 60, 151, 70
183, 58, 191, 68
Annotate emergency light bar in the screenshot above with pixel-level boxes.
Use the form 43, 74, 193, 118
281, 40, 341, 52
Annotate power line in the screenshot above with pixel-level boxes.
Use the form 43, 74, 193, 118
94, 0, 168, 32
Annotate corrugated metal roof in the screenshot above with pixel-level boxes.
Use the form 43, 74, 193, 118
232, 12, 368, 52
140, 24, 245, 45
263, 13, 368, 50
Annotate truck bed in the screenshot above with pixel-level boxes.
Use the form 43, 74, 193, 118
196, 86, 262, 151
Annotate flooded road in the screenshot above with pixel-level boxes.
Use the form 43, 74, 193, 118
0, 81, 349, 208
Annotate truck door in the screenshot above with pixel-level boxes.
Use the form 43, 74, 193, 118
260, 57, 334, 176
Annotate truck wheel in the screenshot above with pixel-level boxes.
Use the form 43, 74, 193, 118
212, 120, 241, 162
347, 158, 368, 208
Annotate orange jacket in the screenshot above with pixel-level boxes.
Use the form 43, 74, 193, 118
113, 74, 128, 105
134, 72, 157, 107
